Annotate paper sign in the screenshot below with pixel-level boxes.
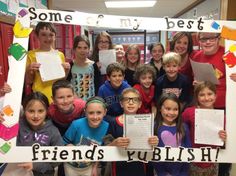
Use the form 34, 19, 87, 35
99, 49, 116, 75
190, 59, 219, 84
36, 51, 65, 82
124, 114, 154, 150
13, 20, 32, 38
195, 109, 224, 146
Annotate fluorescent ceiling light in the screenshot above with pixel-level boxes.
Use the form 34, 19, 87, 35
105, 1, 156, 8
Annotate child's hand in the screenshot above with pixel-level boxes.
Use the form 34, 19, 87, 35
62, 62, 71, 73
230, 73, 236, 82
1, 83, 11, 94
148, 136, 159, 146
28, 62, 40, 73
110, 137, 130, 148
219, 130, 227, 142
0, 83, 11, 97
96, 61, 102, 69
18, 162, 33, 171
0, 112, 5, 123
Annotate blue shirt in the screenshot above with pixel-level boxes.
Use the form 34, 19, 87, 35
63, 117, 109, 146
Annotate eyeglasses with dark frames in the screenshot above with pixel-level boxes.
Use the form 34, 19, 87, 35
121, 97, 140, 103
199, 35, 220, 43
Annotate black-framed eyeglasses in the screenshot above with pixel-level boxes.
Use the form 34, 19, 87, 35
122, 97, 140, 103
199, 35, 219, 43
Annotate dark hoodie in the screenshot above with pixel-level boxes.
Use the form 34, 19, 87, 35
98, 80, 130, 117
17, 118, 63, 175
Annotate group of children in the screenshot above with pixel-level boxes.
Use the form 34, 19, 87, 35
0, 21, 231, 176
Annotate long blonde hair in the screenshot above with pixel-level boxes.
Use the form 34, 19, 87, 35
124, 44, 141, 69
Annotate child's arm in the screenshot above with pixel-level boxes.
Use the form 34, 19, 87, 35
109, 137, 130, 148
91, 162, 99, 176
148, 136, 159, 146
17, 162, 33, 171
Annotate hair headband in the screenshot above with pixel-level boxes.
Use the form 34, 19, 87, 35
86, 99, 106, 109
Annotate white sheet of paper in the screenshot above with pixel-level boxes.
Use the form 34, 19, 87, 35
1, 163, 33, 176
195, 109, 224, 146
124, 114, 154, 150
99, 49, 116, 75
36, 51, 65, 82
190, 59, 219, 85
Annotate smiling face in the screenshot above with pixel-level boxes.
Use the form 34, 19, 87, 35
107, 70, 124, 89
163, 62, 179, 81
127, 48, 139, 65
53, 88, 75, 113
120, 92, 141, 114
139, 72, 153, 90
197, 87, 216, 109
115, 45, 125, 59
75, 41, 89, 60
86, 102, 107, 128
25, 100, 47, 130
174, 35, 189, 56
160, 99, 179, 126
199, 33, 220, 55
37, 27, 56, 51
151, 45, 164, 62
98, 36, 110, 50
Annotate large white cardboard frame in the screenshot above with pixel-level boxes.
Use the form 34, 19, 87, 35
0, 7, 236, 163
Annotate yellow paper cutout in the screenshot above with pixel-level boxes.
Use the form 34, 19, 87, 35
229, 44, 236, 52
13, 20, 33, 38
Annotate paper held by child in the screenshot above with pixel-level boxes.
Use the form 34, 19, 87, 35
36, 51, 65, 82
195, 109, 224, 146
190, 60, 219, 85
99, 49, 116, 75
124, 113, 154, 150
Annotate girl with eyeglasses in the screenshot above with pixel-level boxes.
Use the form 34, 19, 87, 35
91, 31, 113, 95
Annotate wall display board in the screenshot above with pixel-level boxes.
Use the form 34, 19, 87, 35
0, 0, 47, 17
